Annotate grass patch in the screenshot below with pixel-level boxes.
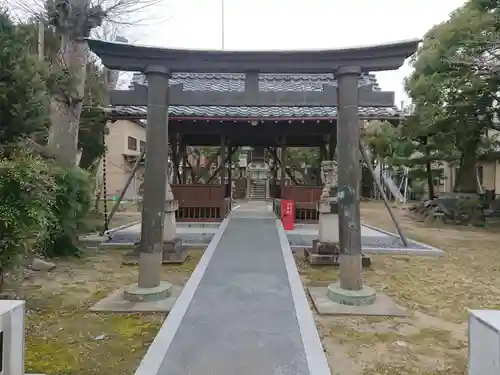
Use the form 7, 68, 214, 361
19, 248, 203, 375
301, 202, 488, 375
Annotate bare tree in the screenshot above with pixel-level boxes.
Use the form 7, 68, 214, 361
7, 0, 164, 166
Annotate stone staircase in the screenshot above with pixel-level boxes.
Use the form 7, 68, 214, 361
249, 180, 267, 201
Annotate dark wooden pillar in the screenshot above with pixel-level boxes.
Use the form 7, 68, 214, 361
171, 133, 178, 184
138, 65, 170, 289
220, 135, 226, 185
181, 141, 187, 184
328, 133, 336, 160
318, 145, 326, 185
336, 66, 362, 291
228, 144, 233, 198
272, 147, 278, 197
280, 137, 286, 199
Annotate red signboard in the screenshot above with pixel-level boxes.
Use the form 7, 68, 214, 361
281, 200, 295, 230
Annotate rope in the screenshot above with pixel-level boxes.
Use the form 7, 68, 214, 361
101, 131, 111, 239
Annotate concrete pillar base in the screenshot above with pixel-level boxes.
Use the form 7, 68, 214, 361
137, 251, 163, 289
327, 282, 376, 306
123, 281, 173, 302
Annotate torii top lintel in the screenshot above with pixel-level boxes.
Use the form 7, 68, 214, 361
86, 38, 421, 74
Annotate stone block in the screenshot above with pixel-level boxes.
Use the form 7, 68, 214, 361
164, 199, 179, 212
312, 239, 339, 255
304, 247, 371, 267
162, 238, 188, 264
317, 199, 339, 214
162, 237, 183, 253
318, 210, 339, 243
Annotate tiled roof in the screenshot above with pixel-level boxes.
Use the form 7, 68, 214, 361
111, 72, 400, 119
113, 105, 402, 119
129, 72, 381, 92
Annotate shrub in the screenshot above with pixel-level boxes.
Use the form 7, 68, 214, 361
0, 11, 49, 144
0, 152, 56, 277
37, 166, 93, 257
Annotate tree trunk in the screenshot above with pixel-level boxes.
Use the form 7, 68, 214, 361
425, 160, 434, 199
48, 34, 88, 167
423, 137, 435, 199
454, 137, 480, 193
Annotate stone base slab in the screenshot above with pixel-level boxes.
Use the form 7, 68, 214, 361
308, 286, 406, 317
90, 284, 182, 313
162, 245, 189, 264
124, 281, 173, 302
122, 239, 188, 265
304, 248, 372, 267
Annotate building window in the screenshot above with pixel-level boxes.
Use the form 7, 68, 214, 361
140, 140, 146, 152
128, 136, 137, 150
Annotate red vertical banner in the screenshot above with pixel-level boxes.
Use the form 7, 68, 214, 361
281, 200, 295, 230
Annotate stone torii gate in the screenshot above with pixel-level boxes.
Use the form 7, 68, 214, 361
88, 39, 419, 300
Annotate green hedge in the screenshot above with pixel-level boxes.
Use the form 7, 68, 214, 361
0, 151, 94, 275
37, 165, 93, 258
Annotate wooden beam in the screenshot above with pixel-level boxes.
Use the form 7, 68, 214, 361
267, 146, 300, 185
206, 146, 236, 184
87, 38, 420, 73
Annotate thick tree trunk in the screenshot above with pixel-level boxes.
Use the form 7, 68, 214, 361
454, 137, 480, 193
48, 35, 88, 166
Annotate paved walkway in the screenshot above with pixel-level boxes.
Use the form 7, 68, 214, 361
137, 202, 330, 375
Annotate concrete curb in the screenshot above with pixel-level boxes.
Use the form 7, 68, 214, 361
361, 222, 445, 256
275, 219, 332, 375
105, 220, 141, 235
134, 216, 231, 375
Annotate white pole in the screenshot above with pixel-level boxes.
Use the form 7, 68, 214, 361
221, 0, 225, 49
403, 167, 409, 204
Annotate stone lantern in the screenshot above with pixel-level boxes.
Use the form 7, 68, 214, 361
305, 161, 340, 264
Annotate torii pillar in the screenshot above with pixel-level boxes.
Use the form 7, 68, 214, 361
326, 66, 376, 306
123, 65, 174, 301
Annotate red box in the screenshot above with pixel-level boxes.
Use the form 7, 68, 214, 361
281, 200, 295, 230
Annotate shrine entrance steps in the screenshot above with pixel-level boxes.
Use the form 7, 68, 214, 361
135, 201, 330, 375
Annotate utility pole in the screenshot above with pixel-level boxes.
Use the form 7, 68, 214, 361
38, 20, 44, 61
221, 0, 225, 49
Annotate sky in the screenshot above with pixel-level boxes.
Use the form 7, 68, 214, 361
124, 0, 468, 105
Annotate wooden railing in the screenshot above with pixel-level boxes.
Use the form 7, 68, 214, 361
280, 186, 322, 222
171, 184, 230, 222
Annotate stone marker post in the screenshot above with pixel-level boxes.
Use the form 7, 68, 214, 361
305, 160, 340, 265
162, 183, 187, 263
